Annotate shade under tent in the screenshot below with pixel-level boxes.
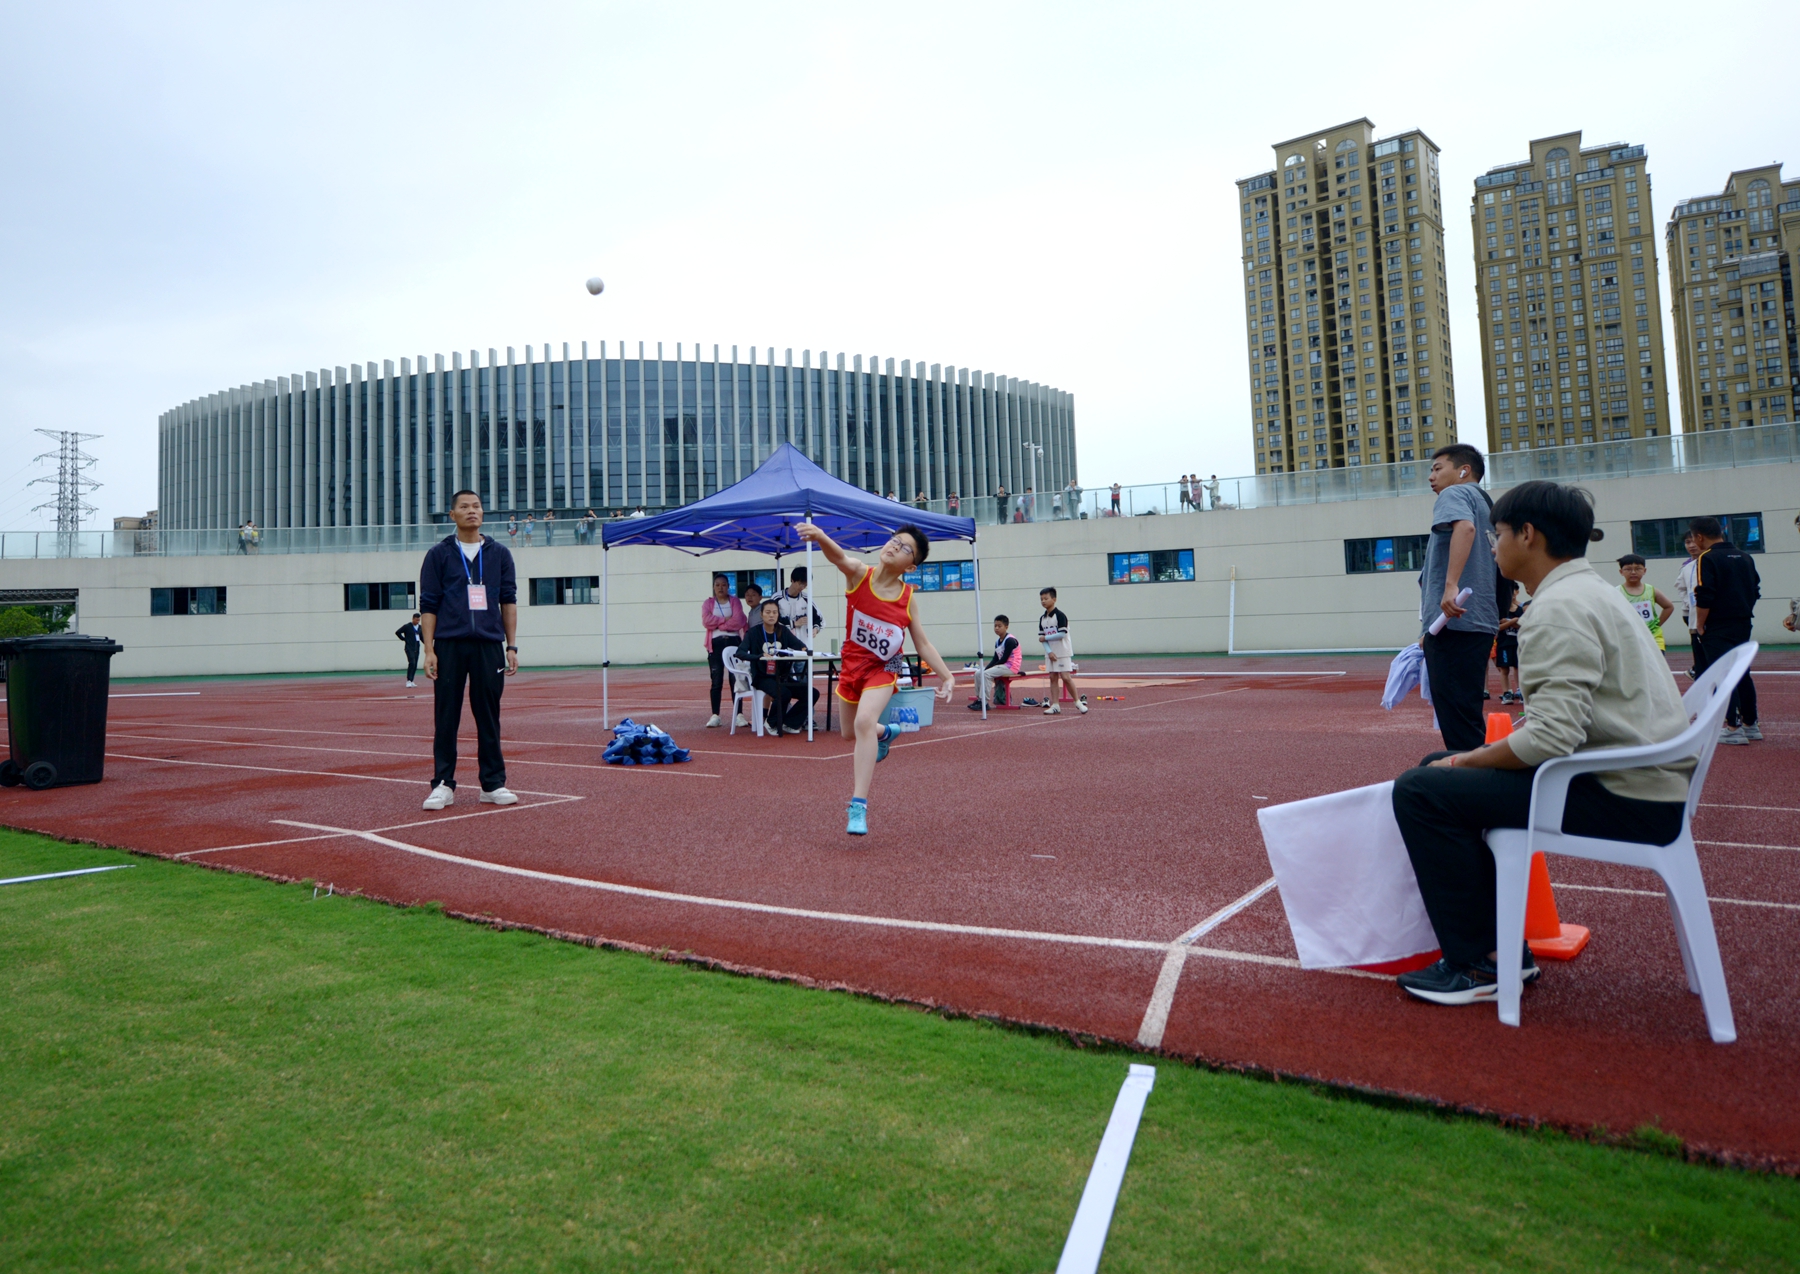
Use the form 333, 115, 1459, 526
598, 444, 984, 740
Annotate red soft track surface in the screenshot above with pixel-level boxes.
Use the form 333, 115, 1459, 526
6, 655, 1800, 1169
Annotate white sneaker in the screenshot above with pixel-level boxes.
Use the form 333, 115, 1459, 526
1077, 700, 1089, 714
706, 714, 722, 728
406, 681, 416, 688
1718, 727, 1749, 746
734, 714, 750, 728
422, 783, 454, 810
479, 787, 519, 804
1044, 704, 1062, 715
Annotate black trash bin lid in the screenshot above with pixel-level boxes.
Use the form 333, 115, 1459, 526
0, 634, 124, 657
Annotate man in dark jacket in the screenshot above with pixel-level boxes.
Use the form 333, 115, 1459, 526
1690, 515, 1761, 743
418, 490, 519, 809
395, 612, 423, 687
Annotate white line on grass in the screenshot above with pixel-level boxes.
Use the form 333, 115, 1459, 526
1056, 1064, 1156, 1274
1557, 882, 1800, 911
1136, 878, 1279, 1048
0, 865, 135, 886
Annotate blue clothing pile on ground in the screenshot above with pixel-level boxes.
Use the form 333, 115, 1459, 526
603, 719, 692, 765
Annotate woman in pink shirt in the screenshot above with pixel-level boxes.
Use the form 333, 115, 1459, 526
702, 573, 750, 727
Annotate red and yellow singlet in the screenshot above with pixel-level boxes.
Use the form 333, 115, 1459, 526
836, 567, 914, 703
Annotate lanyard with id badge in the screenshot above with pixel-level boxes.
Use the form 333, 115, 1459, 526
462, 542, 488, 611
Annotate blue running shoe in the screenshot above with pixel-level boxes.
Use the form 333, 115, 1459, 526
846, 801, 868, 835
876, 722, 892, 763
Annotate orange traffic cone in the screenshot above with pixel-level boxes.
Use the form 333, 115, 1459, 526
1483, 712, 1591, 959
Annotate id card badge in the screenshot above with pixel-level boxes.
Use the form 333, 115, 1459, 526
467, 584, 489, 611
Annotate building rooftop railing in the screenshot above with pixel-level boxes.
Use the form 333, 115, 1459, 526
8, 421, 1800, 559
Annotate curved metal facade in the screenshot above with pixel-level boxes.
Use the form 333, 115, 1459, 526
158, 341, 1076, 530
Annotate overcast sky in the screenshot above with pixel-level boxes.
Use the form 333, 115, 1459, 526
2, 0, 1792, 528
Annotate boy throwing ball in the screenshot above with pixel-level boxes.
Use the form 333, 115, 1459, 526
797, 521, 955, 836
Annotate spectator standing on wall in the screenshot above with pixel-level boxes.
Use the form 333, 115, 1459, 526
1419, 444, 1499, 752
543, 510, 556, 545
1179, 476, 1192, 511
914, 491, 928, 511
522, 513, 535, 545
1022, 487, 1035, 523
581, 509, 598, 544
1109, 482, 1121, 514
1066, 479, 1082, 520
419, 489, 519, 811
1205, 475, 1222, 510
948, 491, 960, 516
1690, 516, 1761, 744
506, 516, 519, 543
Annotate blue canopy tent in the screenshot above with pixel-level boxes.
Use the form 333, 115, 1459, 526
599, 444, 982, 738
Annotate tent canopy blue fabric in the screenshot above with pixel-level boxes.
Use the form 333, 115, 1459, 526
600, 443, 977, 555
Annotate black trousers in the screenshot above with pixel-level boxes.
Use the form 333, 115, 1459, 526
752, 673, 812, 731
404, 645, 420, 681
432, 638, 507, 791
707, 634, 738, 714
1423, 627, 1495, 752
1694, 619, 1757, 726
1392, 753, 1685, 966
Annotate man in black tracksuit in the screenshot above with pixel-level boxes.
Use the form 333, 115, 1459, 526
395, 612, 423, 686
1690, 515, 1761, 742
418, 490, 519, 809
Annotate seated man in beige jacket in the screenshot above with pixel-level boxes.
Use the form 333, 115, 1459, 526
1391, 480, 1693, 1006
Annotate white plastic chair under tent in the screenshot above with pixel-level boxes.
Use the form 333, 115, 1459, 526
719, 645, 763, 737
1483, 641, 1757, 1042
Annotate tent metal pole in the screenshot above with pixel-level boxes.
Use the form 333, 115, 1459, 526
601, 546, 610, 728
973, 539, 986, 722
804, 524, 815, 742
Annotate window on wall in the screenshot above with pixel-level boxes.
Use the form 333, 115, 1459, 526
150, 587, 227, 615
530, 576, 600, 605
1630, 514, 1764, 558
1344, 535, 1430, 573
903, 562, 976, 592
1108, 550, 1195, 584
345, 582, 417, 611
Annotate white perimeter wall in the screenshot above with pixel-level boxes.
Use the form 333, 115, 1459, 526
10, 466, 1798, 679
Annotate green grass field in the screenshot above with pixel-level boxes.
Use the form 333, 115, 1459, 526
2, 829, 1795, 1272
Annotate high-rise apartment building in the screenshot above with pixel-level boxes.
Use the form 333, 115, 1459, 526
1666, 163, 1799, 431
1237, 118, 1459, 474
1471, 132, 1667, 452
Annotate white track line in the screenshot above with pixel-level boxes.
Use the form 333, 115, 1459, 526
1697, 840, 1800, 853
1558, 883, 1800, 911
103, 752, 579, 799
173, 797, 587, 858
1056, 1064, 1156, 1274
107, 731, 721, 780
0, 865, 135, 886
270, 819, 1324, 968
1136, 878, 1279, 1048
1700, 804, 1800, 813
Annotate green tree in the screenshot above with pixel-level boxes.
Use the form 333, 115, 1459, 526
0, 607, 48, 638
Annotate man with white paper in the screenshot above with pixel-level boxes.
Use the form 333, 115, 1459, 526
1390, 481, 1692, 1006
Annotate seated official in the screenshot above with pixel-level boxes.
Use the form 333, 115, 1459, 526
1391, 481, 1693, 1006
970, 615, 1023, 708
743, 599, 814, 737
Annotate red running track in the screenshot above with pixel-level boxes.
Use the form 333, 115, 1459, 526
5, 655, 1799, 1169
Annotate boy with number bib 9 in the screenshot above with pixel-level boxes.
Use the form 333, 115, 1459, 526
797, 521, 955, 836
1617, 553, 1674, 651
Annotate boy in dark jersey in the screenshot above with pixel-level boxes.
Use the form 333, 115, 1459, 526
797, 521, 956, 835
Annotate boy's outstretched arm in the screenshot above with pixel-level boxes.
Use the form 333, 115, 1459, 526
796, 523, 861, 582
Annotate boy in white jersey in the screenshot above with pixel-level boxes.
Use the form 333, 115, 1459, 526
1036, 587, 1087, 716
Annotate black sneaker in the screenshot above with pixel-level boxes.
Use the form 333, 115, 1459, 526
1398, 948, 1538, 1006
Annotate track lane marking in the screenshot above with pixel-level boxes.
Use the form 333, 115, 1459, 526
106, 731, 722, 779
1136, 878, 1279, 1048
266, 820, 1383, 984
173, 797, 587, 858
1697, 840, 1800, 853
103, 752, 582, 798
1557, 883, 1800, 911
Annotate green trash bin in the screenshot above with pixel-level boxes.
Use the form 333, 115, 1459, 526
0, 634, 124, 790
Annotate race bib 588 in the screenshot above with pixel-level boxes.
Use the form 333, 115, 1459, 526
849, 609, 904, 660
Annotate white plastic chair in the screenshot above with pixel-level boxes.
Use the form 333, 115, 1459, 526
1483, 641, 1756, 1042
720, 646, 764, 737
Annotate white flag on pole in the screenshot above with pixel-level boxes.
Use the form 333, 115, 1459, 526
1256, 781, 1440, 970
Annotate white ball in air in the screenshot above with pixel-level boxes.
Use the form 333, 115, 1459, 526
585, 277, 605, 296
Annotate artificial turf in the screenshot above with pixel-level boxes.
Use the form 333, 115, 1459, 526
1, 828, 1795, 1273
